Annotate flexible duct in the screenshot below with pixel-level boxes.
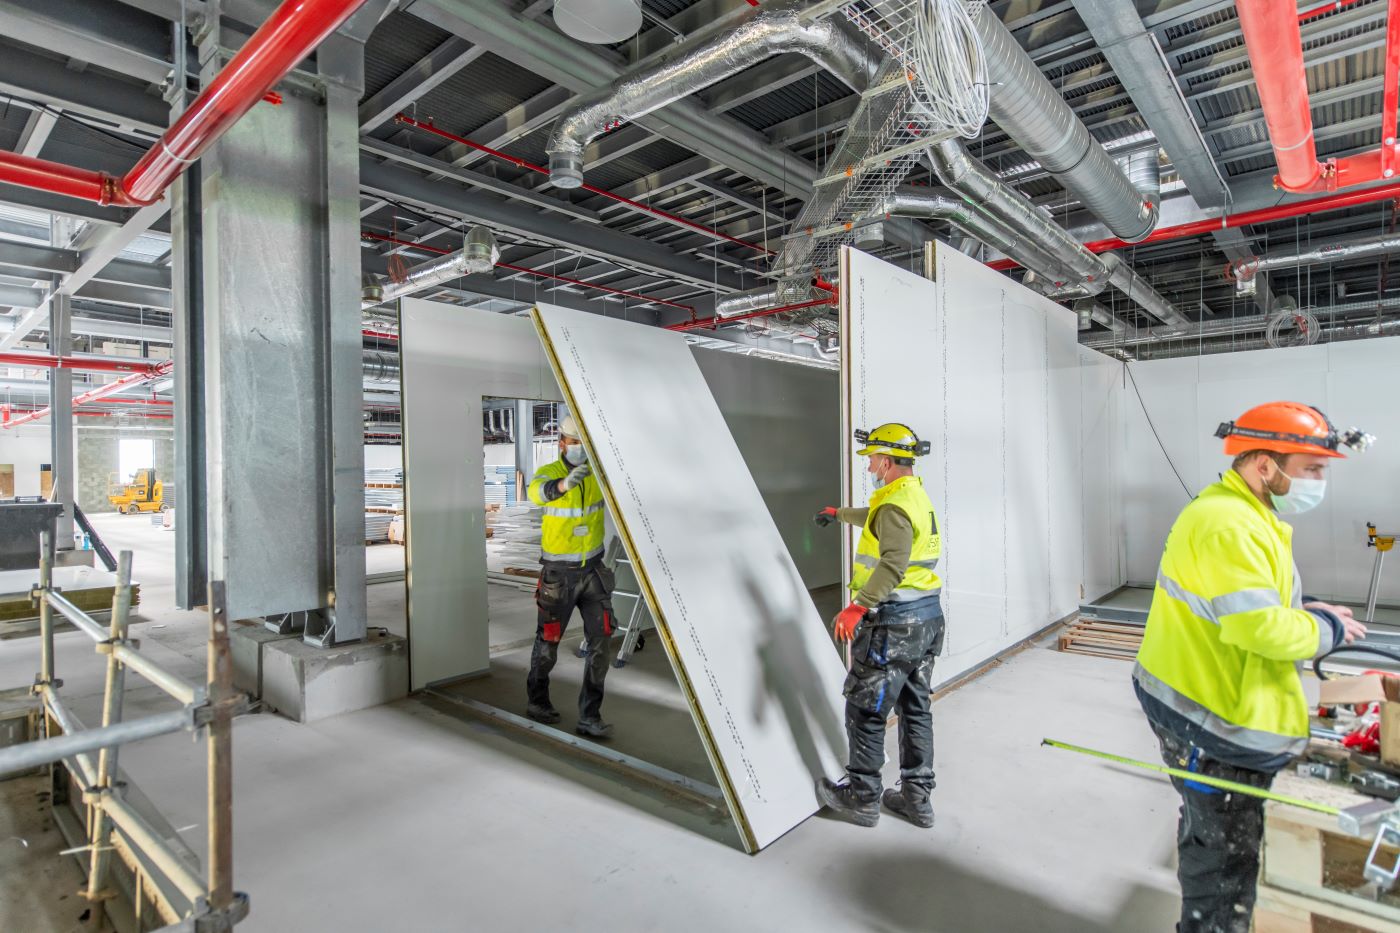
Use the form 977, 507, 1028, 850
364, 226, 500, 308
362, 351, 400, 384
971, 6, 1158, 242
546, 2, 879, 188
1227, 232, 1400, 285
716, 287, 783, 318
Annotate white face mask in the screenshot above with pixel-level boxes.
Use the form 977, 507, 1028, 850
1270, 476, 1327, 515
563, 443, 587, 467
870, 460, 888, 489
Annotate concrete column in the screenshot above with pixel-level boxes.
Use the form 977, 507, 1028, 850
198, 28, 366, 642
49, 291, 74, 545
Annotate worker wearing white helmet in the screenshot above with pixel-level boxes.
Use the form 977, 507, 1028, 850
812, 422, 945, 829
524, 413, 616, 738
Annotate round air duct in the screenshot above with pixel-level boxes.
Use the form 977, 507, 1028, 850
554, 0, 642, 44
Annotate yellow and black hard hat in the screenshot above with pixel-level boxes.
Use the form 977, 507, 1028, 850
855, 423, 931, 459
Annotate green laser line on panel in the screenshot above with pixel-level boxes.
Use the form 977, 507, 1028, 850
1041, 739, 1340, 816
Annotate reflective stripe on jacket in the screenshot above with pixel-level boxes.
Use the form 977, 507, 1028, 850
850, 475, 942, 602
1134, 468, 1337, 769
527, 459, 605, 563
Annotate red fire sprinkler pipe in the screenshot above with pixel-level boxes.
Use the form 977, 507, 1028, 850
0, 0, 371, 207
0, 350, 168, 375
1234, 0, 1321, 192
3, 360, 173, 429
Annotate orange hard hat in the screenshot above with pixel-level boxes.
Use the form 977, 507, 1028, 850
1215, 401, 1372, 458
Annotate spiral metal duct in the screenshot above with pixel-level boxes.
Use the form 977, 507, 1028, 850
364, 226, 500, 308
972, 6, 1158, 242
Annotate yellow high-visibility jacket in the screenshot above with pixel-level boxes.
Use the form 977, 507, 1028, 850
850, 475, 942, 604
1134, 469, 1341, 770
527, 459, 605, 564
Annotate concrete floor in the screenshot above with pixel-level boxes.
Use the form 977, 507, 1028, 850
0, 519, 1186, 932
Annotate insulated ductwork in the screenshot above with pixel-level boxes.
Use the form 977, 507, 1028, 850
1128, 317, 1400, 360
877, 188, 1084, 286
1227, 232, 1400, 295
546, 2, 879, 188
927, 140, 1105, 288
1099, 253, 1190, 327
716, 287, 782, 319
972, 6, 1158, 242
364, 226, 500, 308
1082, 296, 1400, 350
1075, 300, 1126, 335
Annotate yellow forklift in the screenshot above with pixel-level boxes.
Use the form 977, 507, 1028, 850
107, 468, 167, 514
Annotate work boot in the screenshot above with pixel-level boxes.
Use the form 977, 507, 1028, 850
815, 778, 879, 827
526, 703, 561, 725
575, 717, 614, 739
882, 787, 934, 828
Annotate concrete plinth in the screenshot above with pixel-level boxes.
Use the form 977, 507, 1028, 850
230, 621, 298, 699
261, 630, 407, 723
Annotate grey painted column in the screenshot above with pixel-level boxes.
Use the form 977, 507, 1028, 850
514, 399, 534, 493
171, 164, 207, 609
49, 290, 74, 546
198, 32, 366, 642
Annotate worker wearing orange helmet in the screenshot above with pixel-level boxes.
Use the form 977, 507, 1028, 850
1135, 401, 1373, 933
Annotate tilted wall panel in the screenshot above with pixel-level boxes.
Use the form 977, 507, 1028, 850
532, 304, 847, 853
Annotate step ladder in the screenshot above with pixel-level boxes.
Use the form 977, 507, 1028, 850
575, 536, 653, 667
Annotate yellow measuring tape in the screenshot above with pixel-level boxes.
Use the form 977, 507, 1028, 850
1042, 738, 1341, 816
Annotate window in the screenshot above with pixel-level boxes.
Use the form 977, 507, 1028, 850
118, 438, 155, 482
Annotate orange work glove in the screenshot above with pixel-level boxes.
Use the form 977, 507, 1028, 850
833, 602, 868, 642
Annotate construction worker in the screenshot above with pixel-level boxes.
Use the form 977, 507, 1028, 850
525, 414, 616, 739
812, 422, 944, 829
1134, 402, 1372, 933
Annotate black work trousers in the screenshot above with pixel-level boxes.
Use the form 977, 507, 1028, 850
526, 559, 615, 720
842, 595, 945, 802
1150, 722, 1276, 933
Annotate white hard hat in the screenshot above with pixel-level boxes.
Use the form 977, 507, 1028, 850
560, 414, 581, 440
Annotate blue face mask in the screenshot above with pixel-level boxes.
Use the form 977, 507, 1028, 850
1270, 476, 1327, 515
563, 443, 587, 467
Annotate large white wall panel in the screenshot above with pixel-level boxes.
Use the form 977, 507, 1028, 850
399, 301, 563, 689
533, 304, 846, 853
693, 350, 841, 590
400, 301, 848, 690
1122, 337, 1400, 603
841, 245, 1113, 687
1078, 348, 1125, 601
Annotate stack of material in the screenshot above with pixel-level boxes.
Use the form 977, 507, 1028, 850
1057, 618, 1144, 660
483, 465, 517, 506
484, 503, 542, 574
365, 468, 405, 544
0, 566, 141, 628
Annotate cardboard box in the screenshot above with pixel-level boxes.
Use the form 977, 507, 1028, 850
1381, 678, 1400, 768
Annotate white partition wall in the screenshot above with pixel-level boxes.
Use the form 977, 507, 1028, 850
533, 304, 847, 854
400, 301, 846, 691
840, 244, 1122, 687
399, 300, 564, 689
1120, 337, 1400, 604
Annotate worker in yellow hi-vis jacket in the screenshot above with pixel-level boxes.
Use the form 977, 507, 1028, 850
812, 422, 944, 830
525, 414, 616, 739
1135, 401, 1372, 933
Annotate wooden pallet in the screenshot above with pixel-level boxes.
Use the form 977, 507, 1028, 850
1256, 775, 1400, 932
1057, 618, 1144, 660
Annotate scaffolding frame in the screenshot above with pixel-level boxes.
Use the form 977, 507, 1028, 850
0, 532, 248, 931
